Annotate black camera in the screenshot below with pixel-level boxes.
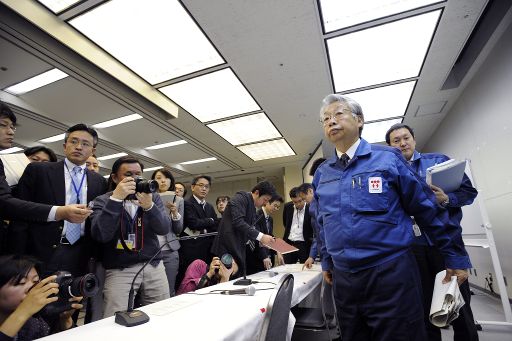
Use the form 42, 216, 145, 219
215, 253, 234, 274
126, 177, 158, 200
42, 271, 99, 315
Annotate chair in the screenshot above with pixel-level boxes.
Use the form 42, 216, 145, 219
291, 277, 340, 340
259, 273, 295, 341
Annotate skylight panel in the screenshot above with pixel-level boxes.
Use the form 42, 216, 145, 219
0, 147, 24, 154
145, 140, 187, 150
180, 157, 217, 165
207, 113, 280, 146
97, 152, 128, 161
93, 114, 143, 129
344, 81, 415, 122
69, 0, 224, 84
37, 0, 81, 13
4, 69, 69, 95
237, 139, 295, 161
39, 133, 65, 144
144, 166, 163, 172
320, 0, 441, 33
362, 118, 403, 143
327, 10, 441, 92
159, 68, 260, 122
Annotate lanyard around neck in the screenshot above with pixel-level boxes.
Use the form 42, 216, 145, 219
64, 162, 86, 204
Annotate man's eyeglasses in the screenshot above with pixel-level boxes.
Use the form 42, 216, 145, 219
320, 109, 354, 126
193, 183, 210, 190
68, 138, 93, 149
0, 122, 16, 132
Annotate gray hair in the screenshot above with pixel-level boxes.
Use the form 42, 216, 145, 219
319, 94, 364, 136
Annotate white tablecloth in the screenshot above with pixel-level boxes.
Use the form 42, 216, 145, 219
40, 264, 322, 341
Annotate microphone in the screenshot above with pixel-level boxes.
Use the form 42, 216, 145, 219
234, 213, 265, 286
220, 285, 256, 296
115, 232, 218, 327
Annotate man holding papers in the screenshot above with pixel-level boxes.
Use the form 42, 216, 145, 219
386, 123, 478, 341
313, 94, 471, 341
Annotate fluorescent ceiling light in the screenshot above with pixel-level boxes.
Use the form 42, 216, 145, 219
180, 157, 217, 165
320, 0, 441, 33
344, 81, 416, 122
327, 10, 441, 92
362, 118, 403, 143
4, 69, 69, 95
207, 113, 280, 146
97, 152, 128, 161
0, 147, 24, 154
69, 0, 223, 84
93, 114, 143, 129
145, 140, 187, 150
160, 68, 260, 122
144, 166, 163, 172
37, 0, 81, 13
103, 175, 110, 179
39, 133, 65, 143
237, 139, 295, 161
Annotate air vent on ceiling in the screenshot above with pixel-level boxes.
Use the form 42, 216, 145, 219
415, 100, 447, 117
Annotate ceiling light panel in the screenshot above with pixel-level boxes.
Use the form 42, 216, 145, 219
0, 147, 24, 154
145, 140, 187, 150
37, 0, 81, 13
237, 139, 295, 161
327, 10, 441, 92
4, 69, 68, 95
39, 133, 65, 143
69, 0, 224, 84
159, 68, 260, 122
362, 118, 403, 143
97, 152, 128, 161
180, 157, 217, 165
344, 81, 416, 122
93, 114, 143, 129
207, 113, 280, 146
320, 0, 441, 33
144, 166, 163, 172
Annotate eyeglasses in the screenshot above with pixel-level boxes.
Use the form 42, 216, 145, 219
0, 122, 16, 132
193, 183, 210, 190
68, 138, 93, 149
320, 109, 355, 126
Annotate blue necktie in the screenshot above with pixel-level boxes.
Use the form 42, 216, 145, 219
65, 166, 82, 244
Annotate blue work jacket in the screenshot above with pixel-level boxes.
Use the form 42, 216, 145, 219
409, 150, 477, 246
312, 139, 471, 273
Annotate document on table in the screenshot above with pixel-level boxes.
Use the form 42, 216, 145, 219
429, 270, 465, 327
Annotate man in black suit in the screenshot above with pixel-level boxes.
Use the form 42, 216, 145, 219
282, 187, 313, 264
10, 123, 107, 276
211, 181, 277, 275
245, 194, 284, 275
0, 103, 92, 255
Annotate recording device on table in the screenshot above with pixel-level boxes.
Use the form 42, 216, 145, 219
42, 271, 99, 315
125, 177, 158, 200
115, 232, 218, 327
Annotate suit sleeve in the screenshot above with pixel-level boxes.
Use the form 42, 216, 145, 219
230, 194, 259, 240
171, 197, 184, 235
144, 194, 171, 236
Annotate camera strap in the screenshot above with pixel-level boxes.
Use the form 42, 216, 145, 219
119, 205, 144, 252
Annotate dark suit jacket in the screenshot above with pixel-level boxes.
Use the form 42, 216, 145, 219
254, 209, 274, 261
211, 191, 260, 271
282, 202, 313, 246
183, 196, 219, 234
0, 159, 53, 254
9, 160, 107, 266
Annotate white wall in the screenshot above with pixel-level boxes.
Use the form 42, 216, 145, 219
423, 20, 512, 297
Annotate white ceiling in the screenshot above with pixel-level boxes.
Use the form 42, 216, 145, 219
0, 0, 497, 184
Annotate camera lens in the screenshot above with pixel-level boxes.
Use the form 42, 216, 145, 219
220, 253, 233, 270
135, 178, 158, 193
70, 273, 99, 298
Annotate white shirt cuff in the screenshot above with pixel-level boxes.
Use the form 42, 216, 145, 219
172, 212, 182, 221
47, 206, 58, 221
109, 196, 123, 202
256, 232, 263, 241
143, 202, 154, 211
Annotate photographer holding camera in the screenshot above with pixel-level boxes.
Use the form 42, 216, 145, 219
0, 255, 82, 341
90, 156, 171, 318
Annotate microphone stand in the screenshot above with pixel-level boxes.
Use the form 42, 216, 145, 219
115, 232, 218, 327
234, 214, 265, 286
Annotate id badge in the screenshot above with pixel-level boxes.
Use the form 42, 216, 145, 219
412, 224, 422, 237
116, 234, 135, 250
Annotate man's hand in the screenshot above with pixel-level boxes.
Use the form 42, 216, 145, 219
59, 296, 83, 330
444, 268, 468, 285
260, 234, 275, 247
322, 270, 333, 285
55, 204, 92, 223
302, 257, 315, 270
263, 258, 272, 270
112, 177, 136, 200
135, 192, 153, 210
430, 184, 449, 205
276, 252, 285, 266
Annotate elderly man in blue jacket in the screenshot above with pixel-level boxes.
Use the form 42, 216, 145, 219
313, 94, 471, 341
386, 123, 478, 341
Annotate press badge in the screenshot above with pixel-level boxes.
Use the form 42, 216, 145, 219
368, 177, 382, 193
413, 224, 422, 237
116, 233, 136, 250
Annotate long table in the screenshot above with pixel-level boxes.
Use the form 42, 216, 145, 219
41, 264, 323, 341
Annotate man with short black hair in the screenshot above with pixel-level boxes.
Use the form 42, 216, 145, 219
183, 175, 219, 235
282, 187, 313, 264
215, 195, 230, 216
9, 123, 106, 276
212, 181, 277, 275
90, 156, 171, 318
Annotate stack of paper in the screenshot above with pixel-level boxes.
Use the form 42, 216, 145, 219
429, 270, 465, 327
425, 159, 466, 193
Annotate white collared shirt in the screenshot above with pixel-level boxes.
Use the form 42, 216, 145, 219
336, 138, 361, 160
288, 205, 305, 242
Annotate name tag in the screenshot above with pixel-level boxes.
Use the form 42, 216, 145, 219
368, 177, 382, 193
117, 234, 136, 250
